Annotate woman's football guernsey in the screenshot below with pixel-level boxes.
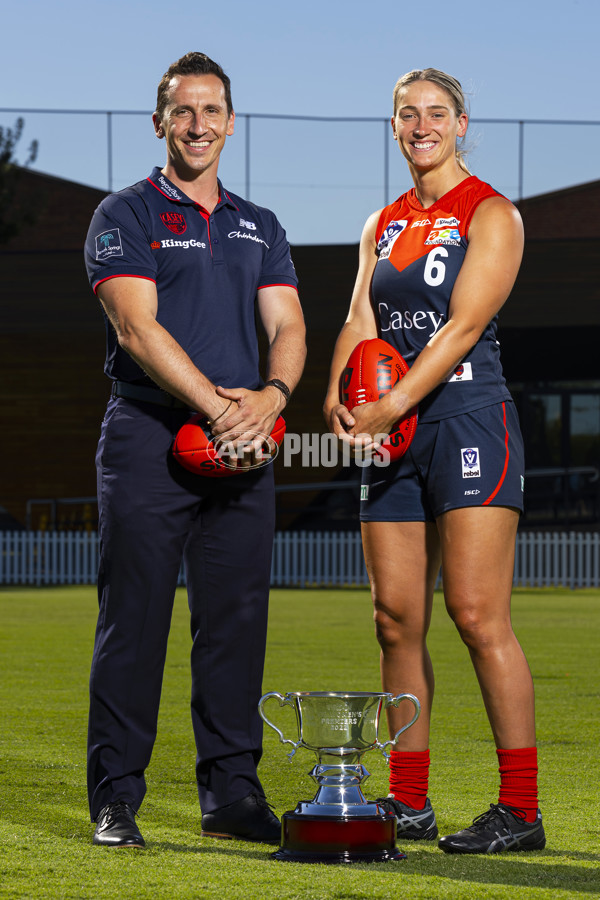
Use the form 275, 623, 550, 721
371, 175, 512, 422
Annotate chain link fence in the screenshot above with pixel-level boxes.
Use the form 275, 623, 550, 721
2, 107, 599, 244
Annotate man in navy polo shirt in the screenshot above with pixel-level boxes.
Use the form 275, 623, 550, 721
84, 51, 306, 849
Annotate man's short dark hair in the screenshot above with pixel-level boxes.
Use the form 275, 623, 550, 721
155, 52, 233, 121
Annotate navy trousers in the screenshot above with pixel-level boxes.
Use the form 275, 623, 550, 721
88, 397, 275, 820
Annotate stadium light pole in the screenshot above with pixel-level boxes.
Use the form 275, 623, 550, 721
383, 118, 389, 207
107, 111, 113, 193
245, 114, 251, 201
518, 120, 524, 201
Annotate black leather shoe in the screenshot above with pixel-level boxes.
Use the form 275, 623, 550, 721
93, 800, 145, 848
201, 793, 281, 843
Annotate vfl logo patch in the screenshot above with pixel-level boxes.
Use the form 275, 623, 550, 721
462, 447, 481, 478
160, 212, 187, 234
95, 228, 123, 260
377, 220, 408, 260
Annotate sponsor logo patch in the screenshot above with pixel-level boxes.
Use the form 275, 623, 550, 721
360, 485, 369, 501
434, 217, 460, 228
157, 176, 182, 200
379, 302, 444, 337
228, 231, 269, 248
425, 226, 461, 246
239, 218, 256, 230
159, 238, 206, 250
462, 447, 481, 478
377, 220, 408, 260
95, 228, 123, 260
160, 212, 187, 234
447, 362, 473, 382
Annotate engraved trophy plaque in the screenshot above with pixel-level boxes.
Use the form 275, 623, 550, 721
258, 690, 420, 863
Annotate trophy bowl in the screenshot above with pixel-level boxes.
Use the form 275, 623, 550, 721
259, 690, 420, 864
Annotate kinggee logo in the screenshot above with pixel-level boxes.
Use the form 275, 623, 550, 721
159, 238, 207, 250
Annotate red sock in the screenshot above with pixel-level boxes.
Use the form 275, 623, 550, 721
389, 750, 430, 811
497, 747, 539, 822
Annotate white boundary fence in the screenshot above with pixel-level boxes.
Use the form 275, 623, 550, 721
0, 530, 599, 589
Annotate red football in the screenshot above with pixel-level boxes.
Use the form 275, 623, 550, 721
340, 338, 417, 461
173, 415, 286, 477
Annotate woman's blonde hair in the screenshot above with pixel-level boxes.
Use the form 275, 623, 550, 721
393, 68, 471, 174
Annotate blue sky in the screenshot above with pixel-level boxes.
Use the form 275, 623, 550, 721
2, 0, 598, 243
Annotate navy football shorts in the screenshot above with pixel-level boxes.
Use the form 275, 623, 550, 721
360, 400, 525, 522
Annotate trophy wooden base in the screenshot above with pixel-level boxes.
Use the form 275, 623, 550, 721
272, 811, 407, 864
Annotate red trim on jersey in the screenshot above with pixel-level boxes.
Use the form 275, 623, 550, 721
258, 283, 299, 292
93, 273, 156, 294
483, 401, 509, 505
222, 188, 240, 211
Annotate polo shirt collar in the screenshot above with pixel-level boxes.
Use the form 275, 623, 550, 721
147, 168, 238, 211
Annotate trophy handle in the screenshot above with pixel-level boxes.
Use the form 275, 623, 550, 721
258, 691, 301, 759
377, 693, 421, 760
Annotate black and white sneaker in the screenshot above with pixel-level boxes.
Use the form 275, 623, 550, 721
376, 795, 438, 840
439, 804, 546, 854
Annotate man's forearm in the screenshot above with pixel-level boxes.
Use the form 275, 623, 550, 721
117, 318, 227, 420
264, 320, 307, 398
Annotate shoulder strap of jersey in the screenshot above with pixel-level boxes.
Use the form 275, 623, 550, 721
375, 194, 410, 243
461, 178, 506, 237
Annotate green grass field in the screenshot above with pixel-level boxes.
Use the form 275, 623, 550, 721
0, 586, 598, 899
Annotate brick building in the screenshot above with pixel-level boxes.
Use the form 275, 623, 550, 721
1, 170, 598, 529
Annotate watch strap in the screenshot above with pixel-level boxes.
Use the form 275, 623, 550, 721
264, 378, 291, 403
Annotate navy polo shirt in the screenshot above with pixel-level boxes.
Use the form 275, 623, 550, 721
84, 167, 298, 389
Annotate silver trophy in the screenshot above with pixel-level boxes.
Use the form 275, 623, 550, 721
258, 690, 420, 863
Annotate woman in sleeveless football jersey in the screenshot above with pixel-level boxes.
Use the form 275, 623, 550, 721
324, 69, 544, 854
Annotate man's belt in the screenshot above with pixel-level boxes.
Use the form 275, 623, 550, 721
111, 381, 189, 409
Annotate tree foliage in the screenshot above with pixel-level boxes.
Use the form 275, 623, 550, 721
0, 117, 39, 245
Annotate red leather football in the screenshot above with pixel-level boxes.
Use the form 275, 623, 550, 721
173, 415, 286, 477
340, 338, 417, 461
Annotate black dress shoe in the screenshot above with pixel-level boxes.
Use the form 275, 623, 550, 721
93, 801, 145, 848
201, 793, 281, 843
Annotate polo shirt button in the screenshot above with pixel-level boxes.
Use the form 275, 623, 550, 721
214, 238, 219, 244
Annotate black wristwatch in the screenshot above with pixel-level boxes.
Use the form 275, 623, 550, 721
264, 378, 291, 404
